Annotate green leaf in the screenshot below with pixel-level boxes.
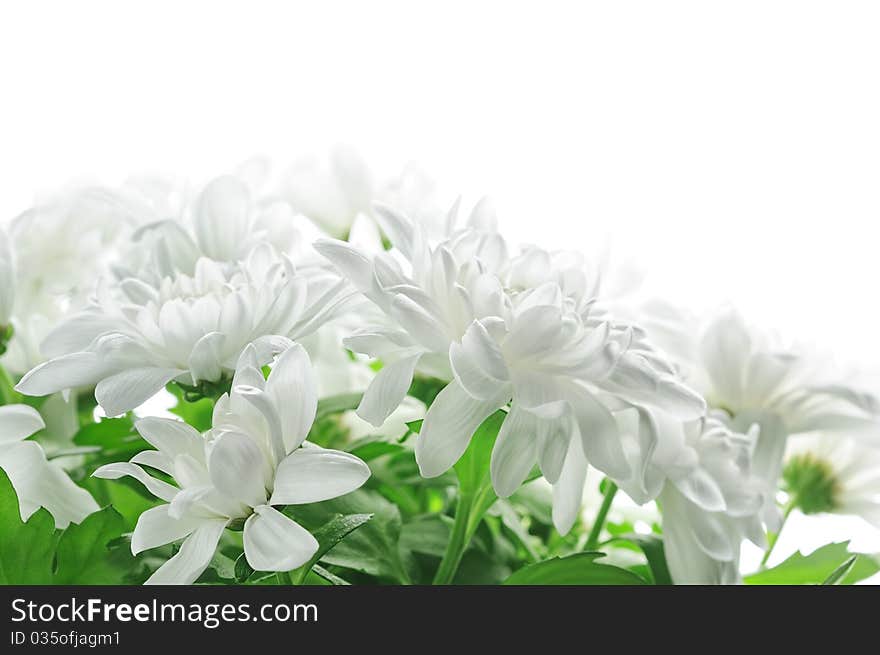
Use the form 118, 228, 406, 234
454, 410, 505, 498
822, 555, 858, 585
285, 489, 412, 583
312, 564, 351, 585
347, 436, 406, 461
503, 552, 647, 585
73, 415, 150, 468
234, 553, 255, 583
315, 393, 363, 421
0, 469, 58, 584
746, 542, 880, 585
53, 506, 132, 584
288, 513, 373, 583
616, 534, 672, 585
73, 416, 136, 447
400, 516, 453, 557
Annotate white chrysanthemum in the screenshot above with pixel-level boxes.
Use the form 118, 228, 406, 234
115, 175, 301, 282
282, 146, 454, 239
16, 243, 350, 416
1, 185, 153, 373
93, 343, 370, 584
0, 405, 98, 528
658, 417, 766, 584
783, 433, 880, 527
316, 206, 705, 532
637, 306, 880, 526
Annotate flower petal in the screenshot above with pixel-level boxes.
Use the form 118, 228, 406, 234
0, 441, 99, 528
266, 344, 317, 450
270, 447, 370, 505
93, 462, 179, 502
131, 505, 203, 554
0, 404, 45, 444
194, 176, 250, 261
95, 367, 185, 417
145, 519, 227, 585
490, 406, 537, 498
415, 380, 508, 478
15, 352, 111, 397
135, 417, 205, 462
189, 332, 226, 384
450, 320, 510, 400
207, 431, 270, 508
566, 384, 631, 481
356, 354, 421, 428
243, 505, 318, 571
551, 436, 589, 535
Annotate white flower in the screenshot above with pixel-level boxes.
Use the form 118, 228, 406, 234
282, 147, 453, 239
646, 307, 880, 526
117, 175, 301, 280
16, 243, 350, 416
313, 210, 510, 428
783, 433, 880, 527
0, 404, 98, 528
93, 343, 371, 584
657, 416, 766, 584
2, 185, 151, 373
316, 207, 705, 531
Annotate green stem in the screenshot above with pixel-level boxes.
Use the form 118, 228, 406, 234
0, 364, 21, 406
433, 493, 474, 585
760, 503, 795, 569
275, 572, 289, 586
585, 481, 618, 551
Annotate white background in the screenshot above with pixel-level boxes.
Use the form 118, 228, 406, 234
2, 1, 880, 574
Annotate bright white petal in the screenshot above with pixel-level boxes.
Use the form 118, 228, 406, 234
243, 505, 318, 571
674, 468, 727, 512
415, 380, 508, 478
189, 332, 226, 384
145, 519, 227, 585
135, 417, 205, 461
93, 462, 179, 502
270, 447, 370, 505
15, 352, 110, 396
449, 320, 510, 400
0, 404, 45, 444
207, 430, 270, 507
566, 384, 631, 481
0, 441, 99, 528
356, 354, 421, 428
490, 407, 537, 498
551, 436, 589, 535
194, 176, 250, 261
131, 505, 203, 554
266, 344, 317, 450
95, 367, 184, 417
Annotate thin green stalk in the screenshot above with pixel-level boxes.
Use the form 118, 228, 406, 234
433, 493, 474, 585
585, 481, 618, 551
275, 572, 289, 586
760, 503, 795, 569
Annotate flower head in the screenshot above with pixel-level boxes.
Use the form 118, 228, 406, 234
317, 205, 705, 524
784, 433, 880, 527
93, 343, 371, 584
16, 237, 350, 416
658, 416, 766, 584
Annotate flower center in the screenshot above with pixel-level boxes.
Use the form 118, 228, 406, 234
783, 454, 840, 515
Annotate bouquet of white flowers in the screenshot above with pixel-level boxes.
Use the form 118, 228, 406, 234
2, 149, 879, 586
